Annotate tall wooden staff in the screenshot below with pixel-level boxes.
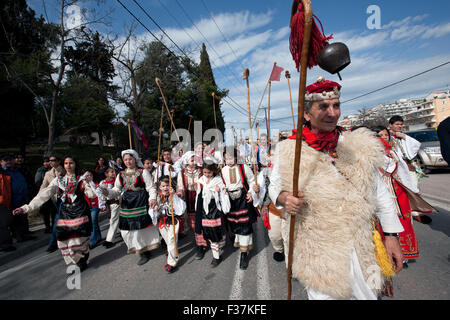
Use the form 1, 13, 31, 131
285, 70, 296, 128
243, 68, 258, 185
211, 92, 218, 129
156, 104, 164, 181
256, 121, 260, 143
187, 115, 193, 132
287, 0, 313, 300
127, 119, 133, 149
155, 77, 181, 143
168, 166, 178, 258
263, 108, 269, 139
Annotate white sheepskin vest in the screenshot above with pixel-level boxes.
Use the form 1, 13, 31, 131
277, 128, 384, 299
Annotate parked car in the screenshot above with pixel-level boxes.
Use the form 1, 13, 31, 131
406, 129, 449, 173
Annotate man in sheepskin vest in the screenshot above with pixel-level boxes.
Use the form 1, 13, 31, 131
269, 77, 405, 300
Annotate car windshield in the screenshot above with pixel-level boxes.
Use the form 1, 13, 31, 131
407, 130, 439, 142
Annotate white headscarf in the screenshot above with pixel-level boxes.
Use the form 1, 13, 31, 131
180, 151, 195, 168
121, 149, 144, 168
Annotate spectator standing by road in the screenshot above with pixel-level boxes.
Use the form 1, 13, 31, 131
1, 154, 34, 242
35, 157, 50, 190
0, 166, 15, 252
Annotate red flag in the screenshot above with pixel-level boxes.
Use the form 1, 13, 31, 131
269, 63, 284, 81
130, 120, 149, 149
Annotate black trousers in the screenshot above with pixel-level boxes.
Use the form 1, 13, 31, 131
0, 205, 13, 248
40, 200, 57, 229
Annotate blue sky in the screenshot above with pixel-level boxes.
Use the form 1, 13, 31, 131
27, 0, 450, 139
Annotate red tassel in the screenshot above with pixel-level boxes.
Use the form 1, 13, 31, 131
289, 1, 333, 71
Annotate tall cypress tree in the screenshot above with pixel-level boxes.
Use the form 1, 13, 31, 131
199, 43, 216, 87
195, 43, 227, 133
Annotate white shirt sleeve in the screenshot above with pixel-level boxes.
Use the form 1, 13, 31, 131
142, 169, 157, 201
219, 188, 231, 214
172, 194, 186, 216
374, 170, 404, 233
252, 171, 266, 207
268, 161, 284, 209
21, 177, 59, 213
400, 135, 421, 160
108, 174, 123, 199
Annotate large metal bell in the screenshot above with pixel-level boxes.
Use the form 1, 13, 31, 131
318, 42, 351, 80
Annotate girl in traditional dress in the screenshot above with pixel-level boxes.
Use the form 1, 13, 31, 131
153, 176, 186, 273
100, 168, 120, 249
102, 149, 159, 266
221, 147, 259, 270
375, 126, 421, 267
195, 162, 230, 267
176, 151, 206, 259
13, 156, 94, 271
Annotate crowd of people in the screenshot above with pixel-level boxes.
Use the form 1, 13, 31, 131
0, 76, 443, 300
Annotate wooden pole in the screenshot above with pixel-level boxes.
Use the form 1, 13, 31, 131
127, 119, 133, 149
285, 70, 296, 129
264, 108, 269, 139
156, 104, 164, 181
243, 68, 259, 184
168, 166, 178, 258
212, 92, 218, 129
287, 0, 313, 301
257, 121, 260, 143
155, 78, 180, 143
187, 115, 193, 132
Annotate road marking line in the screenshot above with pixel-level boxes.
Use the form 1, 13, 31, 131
229, 250, 245, 300
256, 220, 271, 300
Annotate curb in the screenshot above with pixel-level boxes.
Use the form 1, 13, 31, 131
0, 213, 109, 267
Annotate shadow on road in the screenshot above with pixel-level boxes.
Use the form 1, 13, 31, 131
425, 206, 450, 238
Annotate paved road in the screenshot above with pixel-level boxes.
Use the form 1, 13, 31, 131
0, 172, 448, 300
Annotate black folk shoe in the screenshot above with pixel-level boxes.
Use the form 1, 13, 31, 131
195, 246, 206, 260
137, 251, 151, 266
239, 252, 248, 270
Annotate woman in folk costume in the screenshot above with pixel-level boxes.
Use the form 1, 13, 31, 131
153, 176, 186, 273
100, 168, 121, 249
221, 146, 260, 270
13, 156, 94, 271
375, 126, 428, 267
102, 149, 159, 266
195, 161, 230, 267
270, 77, 405, 300
176, 151, 207, 259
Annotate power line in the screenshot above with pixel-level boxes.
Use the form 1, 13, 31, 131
141, 0, 253, 117
341, 60, 450, 104
267, 61, 450, 123
199, 0, 267, 125
116, 0, 249, 117
174, 0, 253, 99
132, 0, 190, 58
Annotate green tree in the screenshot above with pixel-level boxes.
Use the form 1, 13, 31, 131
61, 29, 116, 149
0, 0, 57, 152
